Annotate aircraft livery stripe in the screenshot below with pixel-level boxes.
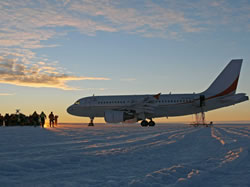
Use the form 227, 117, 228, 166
207, 75, 239, 100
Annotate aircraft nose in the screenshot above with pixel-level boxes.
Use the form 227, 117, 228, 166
67, 105, 74, 115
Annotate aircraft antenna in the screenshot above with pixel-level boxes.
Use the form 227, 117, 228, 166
16, 109, 20, 115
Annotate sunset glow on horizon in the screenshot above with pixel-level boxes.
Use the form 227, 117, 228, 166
0, 0, 249, 124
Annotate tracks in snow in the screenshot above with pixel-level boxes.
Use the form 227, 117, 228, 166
48, 125, 199, 155
1, 124, 250, 187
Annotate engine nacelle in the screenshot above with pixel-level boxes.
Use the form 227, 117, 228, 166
104, 110, 134, 123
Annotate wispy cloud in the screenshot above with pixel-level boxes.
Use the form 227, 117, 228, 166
68, 0, 203, 38
166, 0, 250, 32
0, 0, 249, 90
0, 0, 116, 90
0, 57, 109, 90
0, 0, 249, 43
0, 93, 15, 96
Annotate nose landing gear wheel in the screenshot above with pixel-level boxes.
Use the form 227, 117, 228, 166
88, 117, 94, 126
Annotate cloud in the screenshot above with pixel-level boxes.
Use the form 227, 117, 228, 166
0, 0, 249, 91
0, 0, 249, 46
168, 0, 250, 32
0, 1, 116, 49
0, 93, 15, 96
68, 0, 204, 38
0, 0, 209, 50
0, 57, 110, 90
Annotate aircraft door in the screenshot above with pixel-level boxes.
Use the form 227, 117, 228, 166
200, 95, 205, 107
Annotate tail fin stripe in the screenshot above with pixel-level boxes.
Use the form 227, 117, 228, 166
207, 75, 239, 100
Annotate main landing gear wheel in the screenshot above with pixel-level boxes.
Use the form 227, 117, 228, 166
140, 120, 156, 127
141, 120, 149, 127
88, 117, 94, 126
148, 120, 155, 127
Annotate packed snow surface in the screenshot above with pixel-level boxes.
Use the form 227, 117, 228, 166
0, 123, 250, 186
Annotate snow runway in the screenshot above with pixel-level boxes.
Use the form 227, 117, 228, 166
0, 123, 250, 186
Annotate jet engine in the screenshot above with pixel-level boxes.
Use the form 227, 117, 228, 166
104, 110, 135, 123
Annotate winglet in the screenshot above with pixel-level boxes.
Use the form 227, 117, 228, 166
153, 93, 161, 100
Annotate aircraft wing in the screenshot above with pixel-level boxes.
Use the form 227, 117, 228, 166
118, 93, 161, 114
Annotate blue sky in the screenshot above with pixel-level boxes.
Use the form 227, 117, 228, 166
0, 0, 249, 122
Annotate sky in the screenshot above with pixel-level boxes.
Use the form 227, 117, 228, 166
0, 0, 249, 123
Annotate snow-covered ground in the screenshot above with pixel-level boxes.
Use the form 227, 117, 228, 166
0, 123, 250, 187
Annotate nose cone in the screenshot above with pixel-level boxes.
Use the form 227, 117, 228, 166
67, 105, 74, 115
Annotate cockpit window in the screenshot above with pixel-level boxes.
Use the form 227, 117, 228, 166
74, 101, 80, 105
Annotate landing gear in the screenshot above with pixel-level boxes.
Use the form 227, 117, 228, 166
88, 117, 94, 126
148, 120, 155, 126
141, 120, 148, 127
140, 119, 155, 127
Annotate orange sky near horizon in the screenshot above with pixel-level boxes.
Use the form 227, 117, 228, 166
0, 93, 249, 124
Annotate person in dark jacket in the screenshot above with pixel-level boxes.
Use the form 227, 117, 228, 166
49, 112, 54, 127
0, 114, 3, 126
54, 115, 58, 126
4, 113, 10, 126
40, 112, 47, 128
32, 111, 39, 127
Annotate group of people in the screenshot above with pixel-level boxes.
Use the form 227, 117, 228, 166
0, 111, 58, 128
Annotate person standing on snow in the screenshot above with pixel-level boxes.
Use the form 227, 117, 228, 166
54, 115, 58, 126
32, 111, 39, 127
40, 112, 47, 128
0, 114, 3, 126
49, 112, 54, 127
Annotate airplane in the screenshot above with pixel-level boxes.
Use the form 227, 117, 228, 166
67, 59, 248, 126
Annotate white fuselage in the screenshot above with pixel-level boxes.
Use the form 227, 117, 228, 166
67, 93, 248, 119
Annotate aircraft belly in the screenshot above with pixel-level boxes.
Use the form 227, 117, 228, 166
153, 103, 199, 118
90, 106, 120, 117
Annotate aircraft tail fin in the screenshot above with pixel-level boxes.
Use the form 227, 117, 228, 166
202, 59, 243, 98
